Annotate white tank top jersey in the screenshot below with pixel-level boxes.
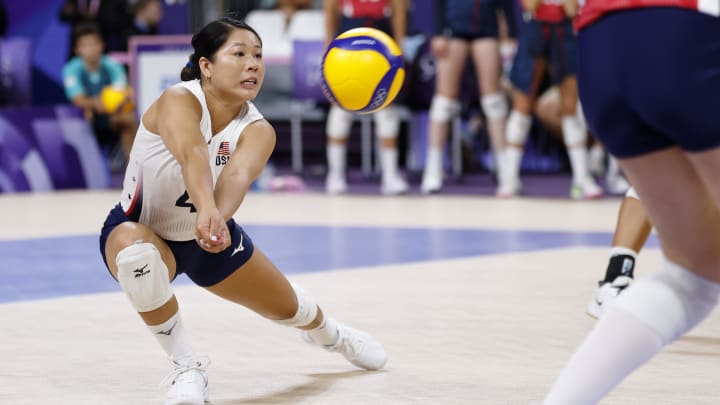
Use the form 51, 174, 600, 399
119, 79, 264, 241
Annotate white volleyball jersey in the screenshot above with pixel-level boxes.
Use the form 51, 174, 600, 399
119, 79, 264, 241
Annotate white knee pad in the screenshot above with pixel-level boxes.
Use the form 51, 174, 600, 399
116, 242, 173, 313
429, 95, 460, 123
562, 115, 588, 147
274, 283, 319, 328
326, 105, 353, 138
612, 258, 720, 344
373, 106, 400, 139
481, 92, 509, 120
625, 186, 639, 200
505, 110, 531, 145
576, 100, 587, 128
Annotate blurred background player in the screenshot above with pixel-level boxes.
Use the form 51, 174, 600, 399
543, 2, 720, 403
587, 187, 652, 318
501, 0, 601, 199
323, 0, 409, 195
420, 0, 514, 194
62, 21, 137, 166
100, 17, 386, 404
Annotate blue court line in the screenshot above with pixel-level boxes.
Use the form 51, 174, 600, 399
0, 224, 659, 303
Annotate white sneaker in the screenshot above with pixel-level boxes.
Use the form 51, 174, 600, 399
325, 173, 347, 195
420, 166, 443, 194
605, 172, 630, 195
302, 323, 387, 370
381, 173, 408, 195
570, 177, 603, 200
496, 176, 522, 198
162, 355, 210, 405
586, 276, 633, 319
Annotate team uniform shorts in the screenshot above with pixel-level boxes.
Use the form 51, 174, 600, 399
99, 204, 255, 287
578, 8, 720, 158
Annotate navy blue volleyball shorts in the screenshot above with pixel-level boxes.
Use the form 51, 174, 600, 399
578, 8, 720, 158
511, 19, 576, 95
99, 204, 255, 287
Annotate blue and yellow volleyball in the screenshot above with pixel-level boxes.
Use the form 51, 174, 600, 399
320, 28, 405, 114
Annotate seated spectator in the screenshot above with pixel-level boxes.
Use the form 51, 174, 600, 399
120, 0, 164, 51
62, 22, 137, 167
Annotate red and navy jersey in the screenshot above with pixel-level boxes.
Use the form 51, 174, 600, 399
531, 0, 567, 23
341, 0, 391, 19
576, 0, 720, 29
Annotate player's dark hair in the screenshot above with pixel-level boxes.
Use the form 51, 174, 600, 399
180, 17, 262, 81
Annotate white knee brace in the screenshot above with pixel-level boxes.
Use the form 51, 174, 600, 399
429, 95, 460, 123
481, 92, 509, 120
506, 110, 531, 145
326, 105, 353, 138
274, 283, 319, 328
562, 115, 588, 147
115, 242, 173, 313
612, 258, 720, 344
625, 186, 639, 200
373, 105, 400, 139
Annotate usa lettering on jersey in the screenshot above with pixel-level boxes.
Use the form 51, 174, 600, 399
215, 141, 231, 166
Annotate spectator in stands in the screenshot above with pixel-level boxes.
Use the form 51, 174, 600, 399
62, 22, 137, 166
59, 0, 103, 59
323, 0, 409, 195
118, 0, 164, 51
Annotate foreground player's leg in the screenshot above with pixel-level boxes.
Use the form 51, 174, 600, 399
205, 248, 387, 370
544, 148, 720, 404
587, 188, 652, 318
106, 223, 207, 405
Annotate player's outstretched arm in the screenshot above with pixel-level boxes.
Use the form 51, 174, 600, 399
155, 86, 228, 251
215, 119, 276, 221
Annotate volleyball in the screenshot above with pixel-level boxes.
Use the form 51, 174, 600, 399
320, 27, 405, 114
100, 86, 134, 114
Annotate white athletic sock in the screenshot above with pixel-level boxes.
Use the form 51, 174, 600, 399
425, 147, 443, 174
544, 259, 720, 404
610, 246, 638, 259
380, 147, 399, 180
505, 147, 523, 182
307, 316, 339, 346
567, 147, 590, 184
327, 143, 346, 177
543, 308, 663, 405
148, 312, 195, 361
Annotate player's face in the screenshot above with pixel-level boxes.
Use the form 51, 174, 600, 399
75, 34, 104, 64
208, 28, 264, 101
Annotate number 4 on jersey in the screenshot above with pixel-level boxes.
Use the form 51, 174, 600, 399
175, 191, 197, 212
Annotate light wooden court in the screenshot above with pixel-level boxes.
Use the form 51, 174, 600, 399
0, 191, 718, 404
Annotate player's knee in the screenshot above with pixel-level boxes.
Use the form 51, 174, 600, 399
115, 242, 173, 313
374, 106, 399, 139
612, 258, 720, 344
326, 105, 353, 138
506, 110, 531, 145
273, 283, 318, 328
561, 115, 587, 147
429, 95, 460, 124
481, 92, 509, 120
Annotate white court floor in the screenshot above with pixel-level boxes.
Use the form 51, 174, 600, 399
0, 191, 718, 405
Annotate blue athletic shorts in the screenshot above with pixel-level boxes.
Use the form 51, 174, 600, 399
99, 204, 255, 287
511, 19, 576, 95
578, 8, 720, 158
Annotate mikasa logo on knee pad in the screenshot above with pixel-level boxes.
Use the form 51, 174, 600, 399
134, 264, 150, 278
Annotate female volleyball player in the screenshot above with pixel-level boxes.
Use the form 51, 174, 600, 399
421, 0, 515, 194
99, 17, 386, 405
544, 1, 720, 403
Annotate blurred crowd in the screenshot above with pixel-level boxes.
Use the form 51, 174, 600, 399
0, 0, 627, 198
